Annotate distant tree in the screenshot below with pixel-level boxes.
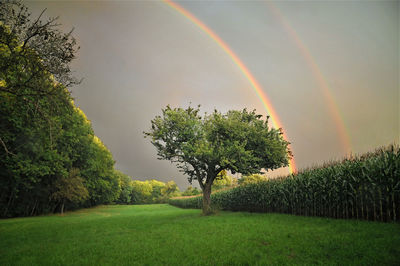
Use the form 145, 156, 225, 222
212, 170, 237, 190
115, 170, 133, 204
182, 186, 201, 196
128, 180, 179, 204
145, 106, 292, 215
149, 179, 166, 202
238, 174, 268, 186
82, 136, 120, 205
131, 180, 153, 204
51, 168, 88, 214
161, 181, 180, 197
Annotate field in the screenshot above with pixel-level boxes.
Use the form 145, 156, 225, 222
1, 204, 399, 265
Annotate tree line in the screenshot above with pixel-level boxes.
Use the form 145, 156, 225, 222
0, 2, 181, 217
117, 173, 181, 204
1, 2, 292, 217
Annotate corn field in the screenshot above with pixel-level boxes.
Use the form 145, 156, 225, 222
169, 144, 400, 222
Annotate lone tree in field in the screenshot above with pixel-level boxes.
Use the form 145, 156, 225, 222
144, 105, 292, 215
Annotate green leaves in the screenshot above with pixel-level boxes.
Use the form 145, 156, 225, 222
51, 168, 89, 204
0, 3, 121, 217
129, 179, 180, 204
145, 106, 291, 187
170, 144, 400, 222
146, 106, 291, 214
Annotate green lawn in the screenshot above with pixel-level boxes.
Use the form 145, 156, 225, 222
0, 204, 399, 265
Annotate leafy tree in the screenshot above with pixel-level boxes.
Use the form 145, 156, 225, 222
0, 1, 80, 93
238, 174, 268, 186
145, 105, 292, 214
212, 170, 237, 190
161, 181, 180, 198
0, 1, 122, 217
149, 179, 166, 203
115, 170, 133, 204
128, 179, 180, 204
83, 136, 120, 205
0, 1, 80, 156
159, 181, 181, 203
0, 1, 80, 217
51, 168, 89, 214
182, 186, 201, 196
131, 180, 153, 204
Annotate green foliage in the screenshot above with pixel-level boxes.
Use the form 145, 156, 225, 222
0, 2, 121, 217
130, 180, 180, 204
131, 180, 153, 204
145, 105, 291, 214
115, 170, 133, 204
0, 1, 80, 89
81, 136, 120, 205
238, 173, 268, 186
170, 144, 400, 222
149, 179, 166, 202
182, 186, 201, 196
212, 170, 237, 190
51, 168, 89, 214
51, 168, 89, 204
161, 181, 180, 198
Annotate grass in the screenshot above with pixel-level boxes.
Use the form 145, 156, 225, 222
1, 204, 399, 265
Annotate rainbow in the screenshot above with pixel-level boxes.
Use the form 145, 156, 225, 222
267, 2, 352, 154
164, 0, 297, 173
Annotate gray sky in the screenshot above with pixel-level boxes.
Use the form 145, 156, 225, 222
27, 1, 399, 189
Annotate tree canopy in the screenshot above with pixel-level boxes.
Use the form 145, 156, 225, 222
0, 1, 123, 217
145, 105, 292, 214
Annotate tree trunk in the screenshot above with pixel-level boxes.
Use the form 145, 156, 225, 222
30, 199, 38, 216
60, 200, 65, 215
3, 190, 14, 217
202, 183, 212, 215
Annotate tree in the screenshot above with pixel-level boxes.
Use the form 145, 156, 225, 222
131, 180, 153, 204
144, 105, 292, 214
149, 179, 166, 202
0, 1, 80, 92
0, 19, 78, 216
0, 1, 79, 158
161, 181, 180, 198
212, 170, 237, 190
182, 186, 201, 196
115, 170, 133, 204
0, 1, 123, 217
51, 168, 89, 214
81, 135, 120, 205
238, 174, 268, 186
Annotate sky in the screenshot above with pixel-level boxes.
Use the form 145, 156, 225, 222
27, 1, 399, 189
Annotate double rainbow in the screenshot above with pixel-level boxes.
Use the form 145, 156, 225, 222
164, 0, 297, 174
267, 2, 352, 154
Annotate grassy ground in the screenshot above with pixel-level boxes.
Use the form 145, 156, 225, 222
0, 204, 399, 265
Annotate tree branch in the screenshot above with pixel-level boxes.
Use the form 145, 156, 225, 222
193, 166, 205, 190
22, 14, 59, 50
197, 178, 204, 190
0, 137, 16, 156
